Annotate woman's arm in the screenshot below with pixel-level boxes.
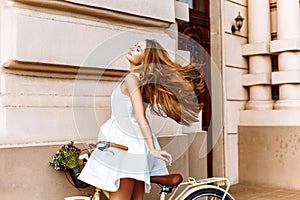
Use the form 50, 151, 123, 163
123, 73, 172, 166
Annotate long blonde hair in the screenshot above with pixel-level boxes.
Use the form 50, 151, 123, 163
134, 39, 205, 126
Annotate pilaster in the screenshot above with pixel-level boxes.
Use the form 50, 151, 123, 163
241, 0, 273, 110
271, 0, 300, 109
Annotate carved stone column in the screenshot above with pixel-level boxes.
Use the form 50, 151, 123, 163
272, 0, 300, 109
242, 0, 273, 110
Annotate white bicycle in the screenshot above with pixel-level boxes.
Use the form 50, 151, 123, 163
64, 142, 234, 200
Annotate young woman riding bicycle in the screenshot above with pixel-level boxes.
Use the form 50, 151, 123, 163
78, 39, 205, 200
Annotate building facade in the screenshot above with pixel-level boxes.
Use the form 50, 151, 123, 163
1, 0, 300, 199
233, 0, 300, 190
0, 0, 208, 199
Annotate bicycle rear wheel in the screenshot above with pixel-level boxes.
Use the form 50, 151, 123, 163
183, 188, 234, 200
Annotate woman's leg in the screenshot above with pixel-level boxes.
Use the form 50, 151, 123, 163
131, 180, 145, 200
110, 178, 135, 200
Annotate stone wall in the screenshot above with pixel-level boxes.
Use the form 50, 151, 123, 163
0, 0, 177, 146
239, 126, 300, 190
222, 0, 248, 184
0, 134, 206, 200
238, 0, 300, 188
0, 1, 207, 199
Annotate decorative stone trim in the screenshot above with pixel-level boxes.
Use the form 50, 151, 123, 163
239, 110, 300, 125
270, 38, 300, 53
3, 59, 127, 80
245, 100, 274, 110
242, 42, 270, 56
272, 70, 300, 84
242, 73, 271, 86
274, 100, 300, 110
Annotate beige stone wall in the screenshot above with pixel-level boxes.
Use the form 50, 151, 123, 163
239, 126, 300, 190
0, 144, 95, 199
237, 0, 300, 189
0, 71, 116, 144
0, 0, 208, 199
222, 0, 248, 184
0, 0, 186, 146
0, 134, 206, 200
210, 0, 224, 179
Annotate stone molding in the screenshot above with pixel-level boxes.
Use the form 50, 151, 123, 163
239, 110, 300, 125
245, 100, 274, 111
3, 59, 127, 80
242, 73, 271, 86
272, 70, 300, 84
270, 38, 300, 53
241, 42, 270, 56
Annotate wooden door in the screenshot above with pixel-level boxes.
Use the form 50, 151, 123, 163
177, 0, 212, 177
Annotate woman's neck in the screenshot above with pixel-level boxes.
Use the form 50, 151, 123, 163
130, 63, 137, 71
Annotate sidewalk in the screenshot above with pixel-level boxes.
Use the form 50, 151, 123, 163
229, 184, 300, 200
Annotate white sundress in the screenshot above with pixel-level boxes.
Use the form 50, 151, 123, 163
78, 80, 169, 193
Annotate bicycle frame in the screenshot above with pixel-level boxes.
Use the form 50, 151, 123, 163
64, 146, 234, 200
65, 150, 232, 200
82, 177, 232, 200
65, 177, 232, 200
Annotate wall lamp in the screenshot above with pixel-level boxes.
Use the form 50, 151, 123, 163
231, 12, 244, 34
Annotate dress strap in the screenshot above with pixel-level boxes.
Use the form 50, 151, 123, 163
130, 72, 141, 80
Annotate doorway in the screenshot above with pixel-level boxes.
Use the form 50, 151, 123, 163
177, 0, 212, 177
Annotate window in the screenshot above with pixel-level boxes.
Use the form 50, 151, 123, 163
177, 0, 209, 14
178, 0, 193, 9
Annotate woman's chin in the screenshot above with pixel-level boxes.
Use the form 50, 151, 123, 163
126, 54, 130, 61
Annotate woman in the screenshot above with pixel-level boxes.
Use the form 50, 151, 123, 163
79, 39, 204, 200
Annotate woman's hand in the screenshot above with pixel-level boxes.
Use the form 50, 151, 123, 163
150, 150, 172, 166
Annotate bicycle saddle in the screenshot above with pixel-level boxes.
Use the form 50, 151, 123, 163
150, 173, 183, 187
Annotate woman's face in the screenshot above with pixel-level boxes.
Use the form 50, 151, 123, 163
126, 41, 146, 66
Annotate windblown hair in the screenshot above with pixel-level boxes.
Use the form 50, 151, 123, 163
134, 39, 205, 126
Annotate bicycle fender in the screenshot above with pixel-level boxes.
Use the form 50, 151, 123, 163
174, 184, 235, 200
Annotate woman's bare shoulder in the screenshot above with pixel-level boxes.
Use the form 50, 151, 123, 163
127, 72, 140, 79
124, 72, 140, 84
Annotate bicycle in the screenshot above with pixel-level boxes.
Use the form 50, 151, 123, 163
64, 142, 234, 200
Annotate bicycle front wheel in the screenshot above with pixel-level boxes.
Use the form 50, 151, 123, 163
183, 188, 234, 200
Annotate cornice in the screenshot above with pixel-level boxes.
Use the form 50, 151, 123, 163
3, 60, 128, 80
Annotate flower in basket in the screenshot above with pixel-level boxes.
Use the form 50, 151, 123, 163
49, 141, 81, 173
